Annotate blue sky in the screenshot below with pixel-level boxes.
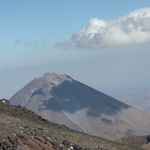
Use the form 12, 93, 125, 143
1, 0, 150, 98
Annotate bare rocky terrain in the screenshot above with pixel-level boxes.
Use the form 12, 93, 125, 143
116, 135, 150, 150
0, 99, 144, 150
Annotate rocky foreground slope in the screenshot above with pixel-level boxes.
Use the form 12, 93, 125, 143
10, 73, 150, 139
0, 99, 144, 150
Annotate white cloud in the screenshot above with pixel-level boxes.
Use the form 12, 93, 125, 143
72, 7, 150, 48
24, 41, 37, 47
55, 40, 74, 50
15, 39, 23, 44
15, 39, 38, 47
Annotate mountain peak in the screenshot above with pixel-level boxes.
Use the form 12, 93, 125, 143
9, 73, 150, 139
42, 72, 73, 84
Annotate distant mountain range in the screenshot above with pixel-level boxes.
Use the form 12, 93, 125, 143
9, 73, 150, 140
109, 88, 150, 112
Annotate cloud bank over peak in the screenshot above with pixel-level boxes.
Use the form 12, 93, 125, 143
65, 7, 150, 49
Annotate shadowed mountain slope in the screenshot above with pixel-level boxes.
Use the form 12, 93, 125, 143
9, 73, 150, 139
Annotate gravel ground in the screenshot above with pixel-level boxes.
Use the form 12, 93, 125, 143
0, 99, 143, 150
